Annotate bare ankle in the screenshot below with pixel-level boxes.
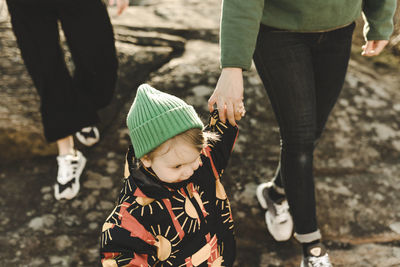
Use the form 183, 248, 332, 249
57, 135, 75, 155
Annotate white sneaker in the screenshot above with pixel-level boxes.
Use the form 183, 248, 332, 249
75, 126, 100, 147
301, 243, 332, 267
54, 150, 87, 200
301, 254, 332, 267
256, 182, 293, 241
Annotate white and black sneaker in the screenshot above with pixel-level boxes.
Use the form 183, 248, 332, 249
301, 243, 332, 267
75, 126, 100, 147
54, 150, 86, 200
256, 182, 293, 241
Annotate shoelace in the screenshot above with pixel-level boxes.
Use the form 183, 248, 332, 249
274, 201, 290, 223
308, 254, 332, 267
57, 155, 76, 183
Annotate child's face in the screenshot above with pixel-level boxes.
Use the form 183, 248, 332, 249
141, 139, 201, 183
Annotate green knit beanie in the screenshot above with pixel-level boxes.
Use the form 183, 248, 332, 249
127, 84, 204, 159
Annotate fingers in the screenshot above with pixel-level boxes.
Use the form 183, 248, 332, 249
209, 95, 245, 125
362, 40, 388, 57
223, 100, 246, 126
210, 67, 244, 125
117, 7, 126, 15
234, 102, 246, 121
226, 101, 236, 126
117, 0, 129, 15
234, 110, 242, 121
208, 94, 216, 112
216, 96, 227, 123
361, 41, 374, 56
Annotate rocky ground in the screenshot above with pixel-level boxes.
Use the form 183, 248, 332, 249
1, 1, 400, 266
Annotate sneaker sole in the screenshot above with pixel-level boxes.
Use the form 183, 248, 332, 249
75, 127, 100, 147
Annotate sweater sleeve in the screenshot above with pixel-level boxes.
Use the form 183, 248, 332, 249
362, 0, 397, 40
204, 110, 238, 177
220, 0, 265, 70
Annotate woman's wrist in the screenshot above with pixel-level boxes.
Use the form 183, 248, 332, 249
222, 67, 242, 73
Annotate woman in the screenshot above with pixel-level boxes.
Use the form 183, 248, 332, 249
208, 0, 396, 266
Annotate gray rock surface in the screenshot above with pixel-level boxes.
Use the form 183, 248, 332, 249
1, 1, 400, 266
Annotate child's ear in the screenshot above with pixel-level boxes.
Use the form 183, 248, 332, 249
140, 156, 152, 168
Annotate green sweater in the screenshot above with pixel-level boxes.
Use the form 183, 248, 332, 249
220, 0, 397, 70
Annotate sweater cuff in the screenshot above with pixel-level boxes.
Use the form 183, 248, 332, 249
363, 21, 393, 41
365, 32, 391, 41
220, 62, 252, 71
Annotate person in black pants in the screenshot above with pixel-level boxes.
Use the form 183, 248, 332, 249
209, 0, 395, 266
6, 0, 128, 200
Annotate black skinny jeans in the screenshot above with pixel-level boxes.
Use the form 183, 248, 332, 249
7, 0, 118, 142
253, 22, 355, 237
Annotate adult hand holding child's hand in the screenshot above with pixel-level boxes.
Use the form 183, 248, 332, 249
209, 68, 245, 126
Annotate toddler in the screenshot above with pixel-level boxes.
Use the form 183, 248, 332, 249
100, 84, 239, 267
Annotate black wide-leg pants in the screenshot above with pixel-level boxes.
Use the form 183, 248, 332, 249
7, 0, 118, 142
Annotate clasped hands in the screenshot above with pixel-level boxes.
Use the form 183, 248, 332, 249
208, 68, 246, 126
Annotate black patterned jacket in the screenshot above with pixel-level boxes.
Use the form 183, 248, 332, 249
100, 111, 238, 267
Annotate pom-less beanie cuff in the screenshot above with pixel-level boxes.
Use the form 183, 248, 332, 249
127, 84, 204, 159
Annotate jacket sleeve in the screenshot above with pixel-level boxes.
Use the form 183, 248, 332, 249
362, 0, 397, 40
203, 110, 238, 177
100, 203, 157, 266
220, 0, 265, 70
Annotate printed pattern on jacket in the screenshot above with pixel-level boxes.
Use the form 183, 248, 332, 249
100, 111, 238, 267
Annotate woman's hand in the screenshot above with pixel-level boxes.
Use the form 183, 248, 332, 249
208, 68, 245, 126
109, 0, 129, 16
361, 40, 389, 57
